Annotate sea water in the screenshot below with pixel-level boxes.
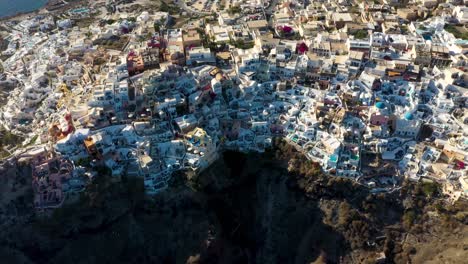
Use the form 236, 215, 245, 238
0, 0, 48, 19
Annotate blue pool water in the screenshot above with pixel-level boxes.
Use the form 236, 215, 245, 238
0, 0, 48, 19
71, 7, 89, 14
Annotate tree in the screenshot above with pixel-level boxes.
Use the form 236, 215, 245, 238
444, 24, 468, 40
421, 182, 439, 197
0, 127, 22, 147
227, 6, 241, 15
353, 30, 368, 39
75, 158, 91, 168
154, 23, 161, 32
230, 39, 254, 50
401, 25, 409, 34
402, 210, 416, 229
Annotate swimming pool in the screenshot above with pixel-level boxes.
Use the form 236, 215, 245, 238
70, 7, 89, 14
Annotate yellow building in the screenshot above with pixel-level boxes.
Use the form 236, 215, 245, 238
186, 127, 212, 147
442, 144, 467, 163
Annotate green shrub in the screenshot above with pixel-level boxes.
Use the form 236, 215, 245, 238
421, 182, 439, 197
444, 25, 468, 40
403, 210, 416, 229
227, 6, 241, 14
353, 29, 368, 39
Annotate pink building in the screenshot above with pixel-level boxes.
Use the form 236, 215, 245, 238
370, 113, 388, 126
32, 156, 73, 210
370, 102, 389, 126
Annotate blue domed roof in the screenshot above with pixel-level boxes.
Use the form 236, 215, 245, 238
404, 112, 414, 120
375, 102, 385, 109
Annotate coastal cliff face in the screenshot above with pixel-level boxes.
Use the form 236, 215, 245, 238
0, 144, 467, 264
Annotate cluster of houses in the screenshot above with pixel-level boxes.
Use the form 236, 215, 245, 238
0, 0, 467, 210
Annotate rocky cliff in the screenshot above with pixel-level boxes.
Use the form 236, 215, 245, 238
0, 142, 466, 264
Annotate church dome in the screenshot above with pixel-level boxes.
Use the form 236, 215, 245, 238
375, 102, 385, 109
404, 112, 414, 120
